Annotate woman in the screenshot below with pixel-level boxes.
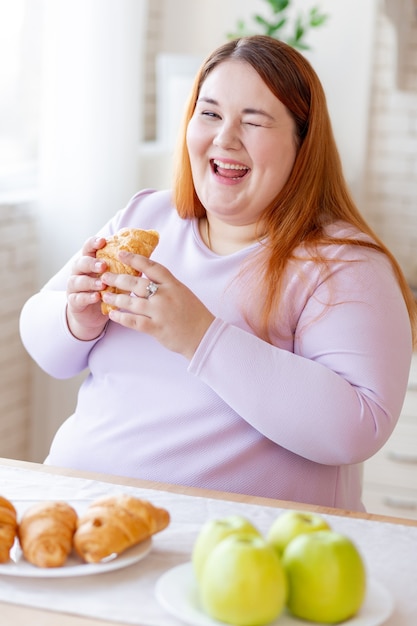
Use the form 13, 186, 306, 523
20, 36, 416, 511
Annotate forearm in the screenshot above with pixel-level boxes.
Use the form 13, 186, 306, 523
19, 291, 103, 379
189, 312, 412, 467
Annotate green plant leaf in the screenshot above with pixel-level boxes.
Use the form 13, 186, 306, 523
310, 8, 328, 28
254, 15, 272, 29
227, 0, 329, 50
287, 38, 311, 50
254, 15, 287, 36
272, 17, 287, 32
266, 0, 290, 14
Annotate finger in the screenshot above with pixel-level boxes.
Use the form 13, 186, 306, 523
101, 272, 159, 300
67, 290, 102, 310
80, 236, 107, 257
101, 272, 143, 295
72, 256, 107, 277
102, 290, 150, 316
108, 308, 154, 333
67, 274, 105, 294
117, 251, 172, 283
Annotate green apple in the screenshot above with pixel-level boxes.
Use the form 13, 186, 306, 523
192, 515, 261, 582
282, 530, 366, 624
200, 533, 288, 626
267, 509, 331, 555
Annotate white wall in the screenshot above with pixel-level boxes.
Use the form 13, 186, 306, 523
0, 200, 37, 461
30, 0, 147, 461
364, 8, 417, 285
304, 0, 378, 204
38, 0, 147, 282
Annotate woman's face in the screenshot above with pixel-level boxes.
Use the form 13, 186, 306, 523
186, 59, 298, 227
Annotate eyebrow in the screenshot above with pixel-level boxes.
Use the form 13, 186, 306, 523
197, 97, 275, 121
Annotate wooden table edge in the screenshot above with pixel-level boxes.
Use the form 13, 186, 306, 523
2, 456, 416, 527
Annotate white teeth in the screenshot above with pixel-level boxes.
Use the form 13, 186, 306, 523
213, 159, 248, 171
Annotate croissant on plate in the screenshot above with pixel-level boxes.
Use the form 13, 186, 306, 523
18, 501, 78, 568
0, 496, 17, 563
73, 494, 170, 563
96, 228, 160, 315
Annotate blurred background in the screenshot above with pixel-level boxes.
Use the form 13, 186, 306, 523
0, 0, 416, 479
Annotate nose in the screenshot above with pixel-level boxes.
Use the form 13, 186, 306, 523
213, 121, 242, 150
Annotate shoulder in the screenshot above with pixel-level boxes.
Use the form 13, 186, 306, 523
128, 188, 172, 207
93, 188, 190, 244
320, 221, 381, 261
290, 221, 390, 278
117, 189, 176, 229
97, 189, 177, 237
278, 221, 398, 330
296, 221, 395, 288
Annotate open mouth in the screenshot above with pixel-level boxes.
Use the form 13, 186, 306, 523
212, 159, 250, 180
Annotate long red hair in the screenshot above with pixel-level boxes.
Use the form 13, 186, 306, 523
173, 36, 417, 345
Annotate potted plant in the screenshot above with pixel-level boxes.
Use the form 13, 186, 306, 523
227, 0, 328, 50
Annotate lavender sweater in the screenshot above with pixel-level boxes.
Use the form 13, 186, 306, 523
20, 190, 413, 510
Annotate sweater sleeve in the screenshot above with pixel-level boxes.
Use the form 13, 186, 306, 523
19, 189, 160, 379
188, 251, 413, 466
19, 289, 106, 379
19, 206, 116, 379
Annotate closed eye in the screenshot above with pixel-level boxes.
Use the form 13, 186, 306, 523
201, 111, 221, 119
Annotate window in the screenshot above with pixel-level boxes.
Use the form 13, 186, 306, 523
0, 0, 42, 192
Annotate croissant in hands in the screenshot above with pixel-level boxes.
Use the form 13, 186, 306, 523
18, 501, 78, 568
73, 494, 170, 563
96, 228, 160, 315
0, 496, 17, 563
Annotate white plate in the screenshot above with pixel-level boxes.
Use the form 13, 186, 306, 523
0, 538, 152, 578
155, 562, 394, 626
0, 498, 153, 578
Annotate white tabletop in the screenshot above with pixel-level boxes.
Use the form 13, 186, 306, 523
0, 460, 415, 625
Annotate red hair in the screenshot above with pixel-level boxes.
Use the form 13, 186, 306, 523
173, 36, 417, 345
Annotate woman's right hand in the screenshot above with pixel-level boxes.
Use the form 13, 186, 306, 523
66, 236, 109, 341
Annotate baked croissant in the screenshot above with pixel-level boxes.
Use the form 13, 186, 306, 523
73, 494, 170, 563
96, 228, 160, 315
18, 501, 78, 568
0, 496, 17, 563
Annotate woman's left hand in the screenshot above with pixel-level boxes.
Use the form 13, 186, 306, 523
101, 251, 215, 359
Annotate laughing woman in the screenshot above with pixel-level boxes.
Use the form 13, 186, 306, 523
20, 36, 417, 511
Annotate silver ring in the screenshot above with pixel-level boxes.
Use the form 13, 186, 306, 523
145, 281, 158, 299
